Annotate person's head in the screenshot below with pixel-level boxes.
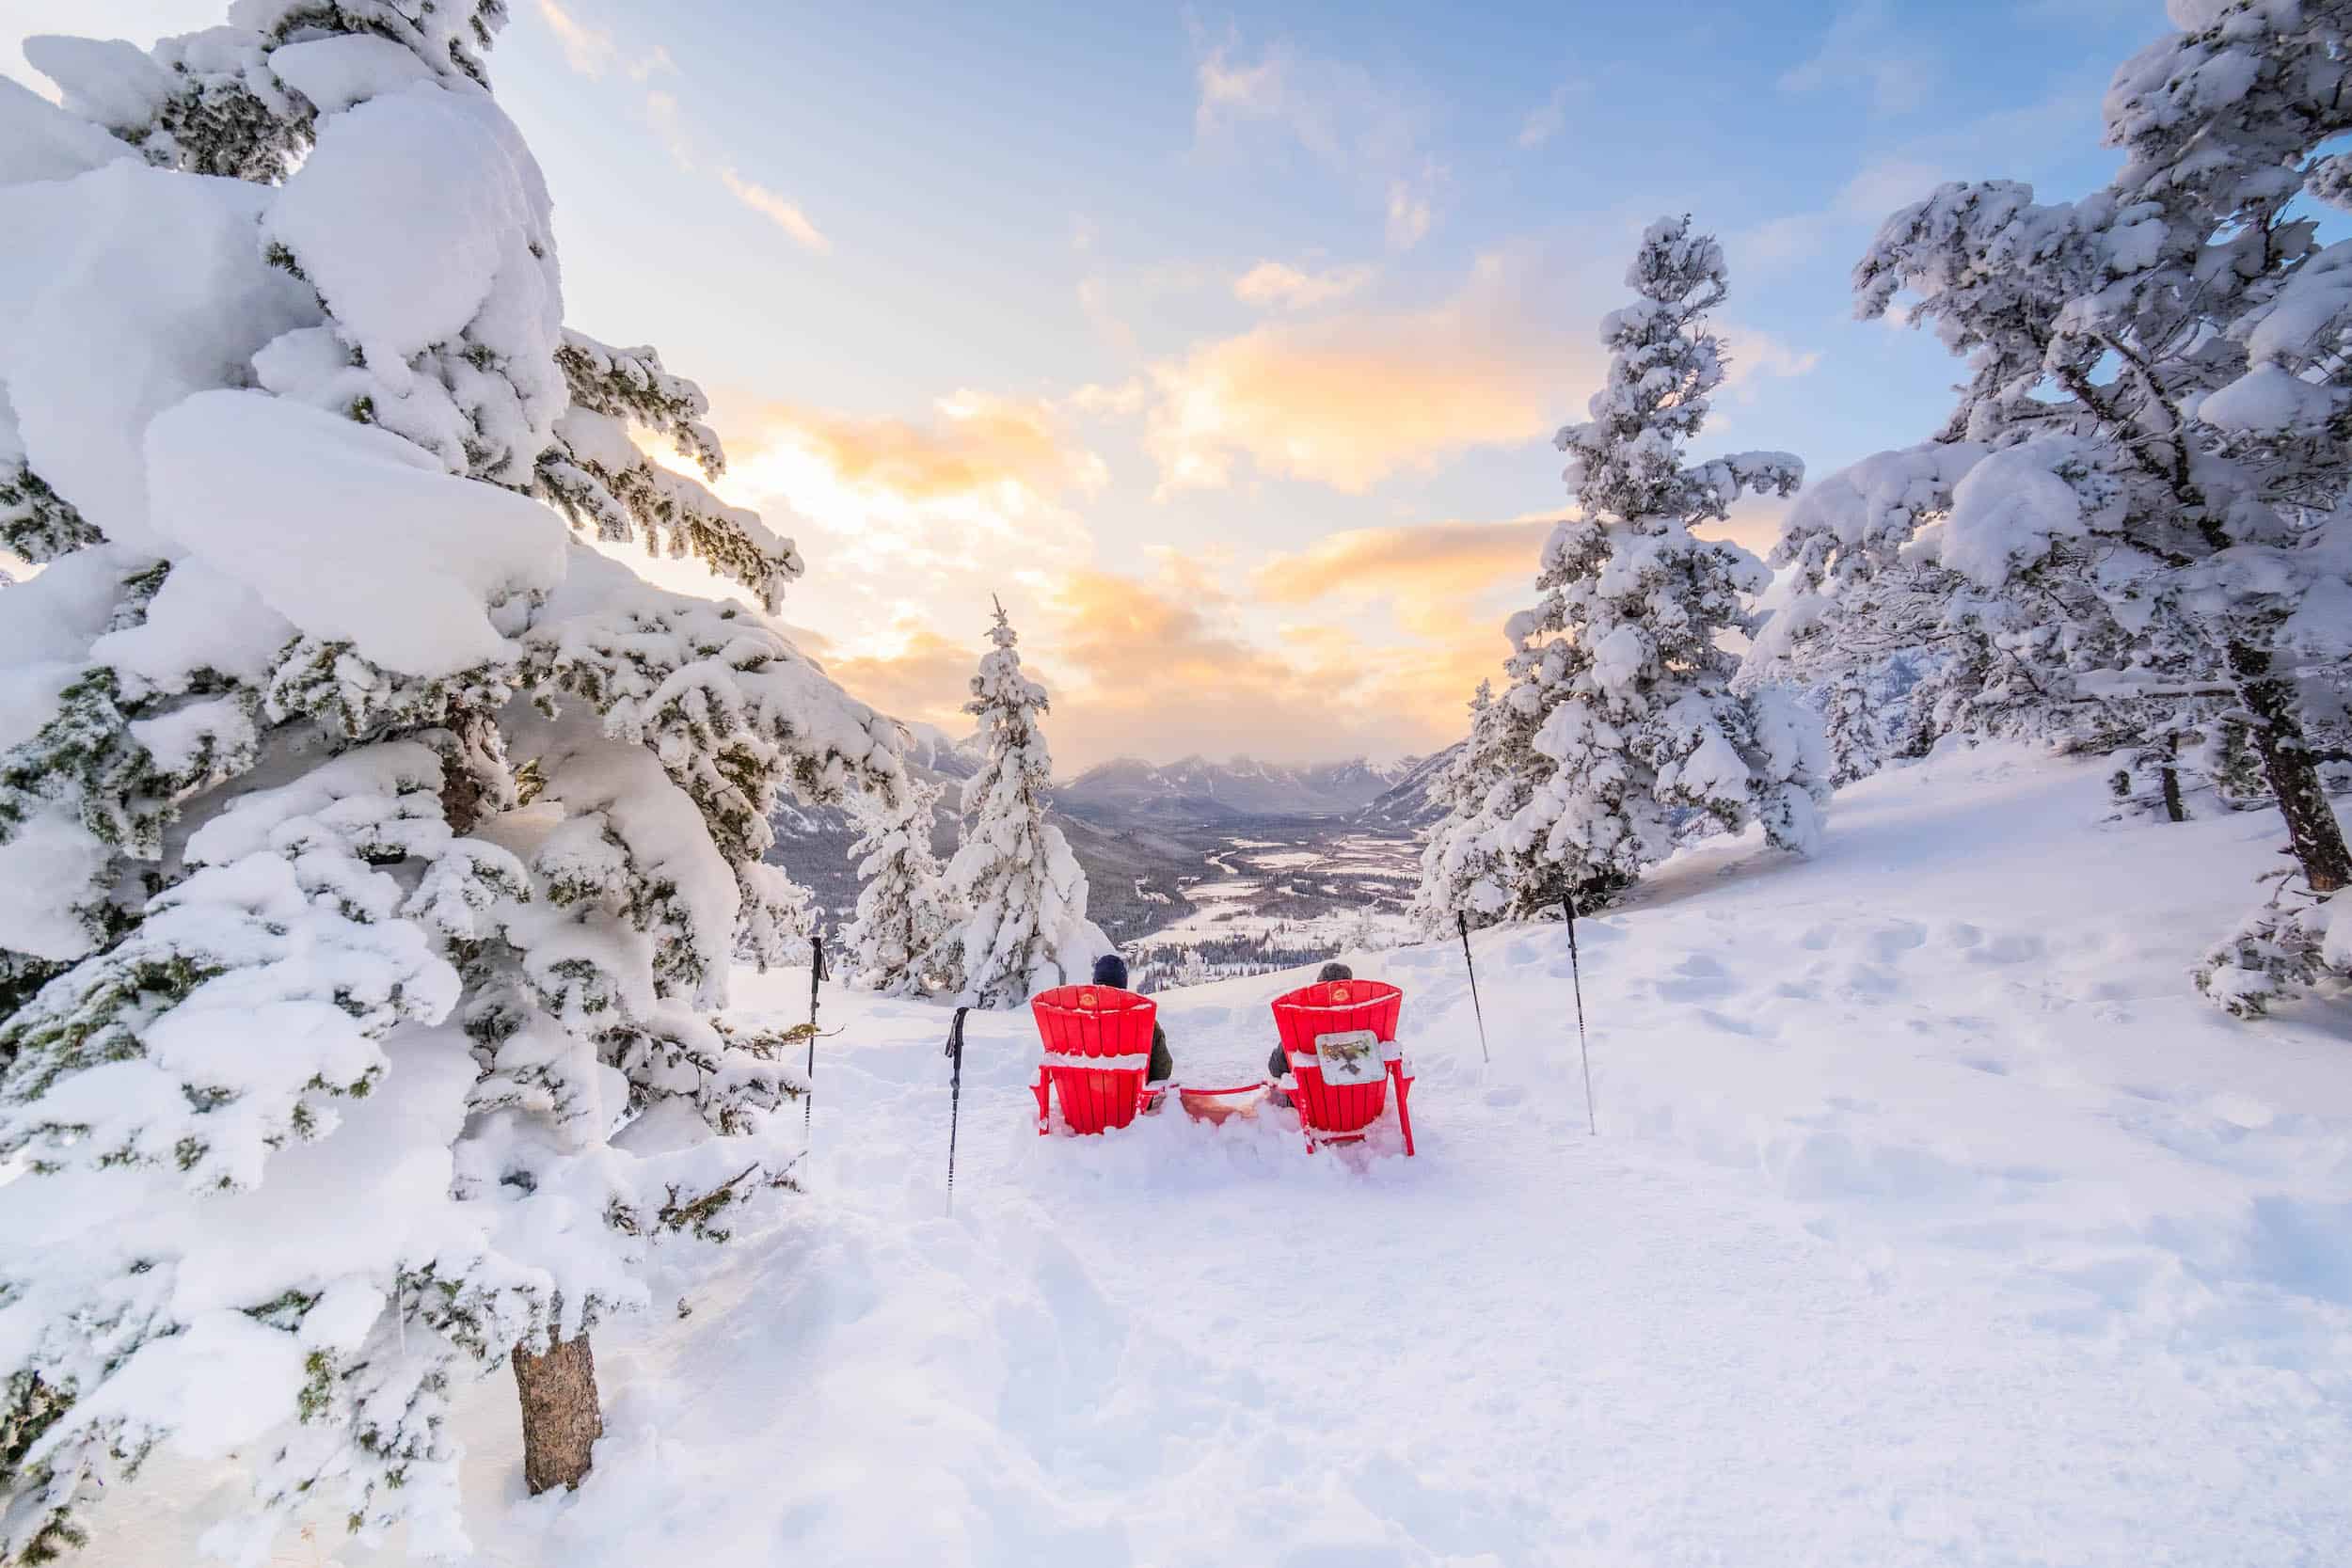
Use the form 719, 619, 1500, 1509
1318, 961, 1353, 983
1091, 953, 1131, 990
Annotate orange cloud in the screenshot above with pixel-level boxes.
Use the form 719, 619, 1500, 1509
713, 390, 1104, 585
1024, 564, 1499, 768
750, 393, 1104, 504
1141, 249, 1824, 497
1142, 247, 1602, 495
805, 621, 978, 737
1252, 515, 1550, 637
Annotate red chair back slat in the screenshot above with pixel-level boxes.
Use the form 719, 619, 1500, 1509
1270, 979, 1404, 1139
1031, 985, 1158, 1135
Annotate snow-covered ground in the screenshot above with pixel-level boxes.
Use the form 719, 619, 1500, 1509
78, 747, 2352, 1566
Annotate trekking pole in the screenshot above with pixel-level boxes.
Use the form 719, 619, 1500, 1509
1560, 891, 1596, 1135
1455, 911, 1491, 1065
803, 931, 827, 1141
942, 1006, 970, 1214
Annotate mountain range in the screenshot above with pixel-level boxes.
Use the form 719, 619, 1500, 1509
765, 728, 1459, 943
1057, 753, 1421, 823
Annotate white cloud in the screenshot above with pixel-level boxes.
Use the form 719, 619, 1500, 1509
1516, 81, 1583, 150
1385, 179, 1433, 249
1234, 260, 1375, 310
1192, 28, 1440, 250
1776, 1, 1932, 117
721, 168, 831, 254
1717, 324, 1824, 399
641, 88, 693, 169
535, 0, 614, 77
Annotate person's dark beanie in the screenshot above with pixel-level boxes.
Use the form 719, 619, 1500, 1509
1092, 953, 1131, 990
1318, 961, 1353, 982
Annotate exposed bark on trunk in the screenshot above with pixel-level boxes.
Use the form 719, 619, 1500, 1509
2158, 760, 2185, 824
513, 1334, 602, 1494
436, 704, 500, 837
2230, 641, 2351, 895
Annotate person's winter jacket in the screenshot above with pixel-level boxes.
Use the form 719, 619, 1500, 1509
1267, 961, 1354, 1084
1091, 954, 1173, 1082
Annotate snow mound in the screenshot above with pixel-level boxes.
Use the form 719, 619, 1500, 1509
68, 746, 2352, 1567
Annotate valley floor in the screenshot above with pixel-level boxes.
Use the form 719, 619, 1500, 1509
87, 748, 2352, 1566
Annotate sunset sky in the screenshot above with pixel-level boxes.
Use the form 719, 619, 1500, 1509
7, 0, 2163, 769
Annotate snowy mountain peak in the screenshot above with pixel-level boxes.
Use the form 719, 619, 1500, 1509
1059, 753, 1422, 821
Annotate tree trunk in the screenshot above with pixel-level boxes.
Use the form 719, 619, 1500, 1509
513, 1334, 602, 1494
2158, 759, 2185, 824
436, 703, 500, 837
2230, 641, 2351, 894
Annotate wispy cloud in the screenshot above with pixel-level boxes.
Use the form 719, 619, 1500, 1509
1516, 80, 1584, 150
1191, 26, 1442, 252
534, 0, 671, 82
720, 168, 831, 254
531, 6, 827, 257
1233, 260, 1375, 310
535, 0, 614, 77
1717, 325, 1823, 397
1385, 177, 1433, 249
1776, 1, 1932, 116
641, 88, 693, 169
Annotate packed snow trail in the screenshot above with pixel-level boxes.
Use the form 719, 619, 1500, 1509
78, 750, 2352, 1566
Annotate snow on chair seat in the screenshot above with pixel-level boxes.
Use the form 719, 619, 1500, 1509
1269, 978, 1415, 1155
1029, 984, 1161, 1135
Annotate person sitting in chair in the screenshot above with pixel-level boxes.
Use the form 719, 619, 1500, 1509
1266, 960, 1352, 1102
1092, 953, 1172, 1084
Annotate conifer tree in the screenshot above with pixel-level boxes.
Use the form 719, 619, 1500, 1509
1820, 667, 1884, 789
843, 774, 958, 997
1486, 217, 1824, 915
0, 10, 905, 1561
1752, 2, 2352, 1013
1413, 680, 1522, 932
941, 602, 1091, 1007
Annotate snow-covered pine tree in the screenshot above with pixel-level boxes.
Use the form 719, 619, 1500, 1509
1756, 2, 2352, 1014
1412, 680, 1520, 932
842, 773, 958, 996
941, 602, 1091, 1007
1820, 667, 1883, 789
0, 10, 905, 1562
1487, 216, 1824, 915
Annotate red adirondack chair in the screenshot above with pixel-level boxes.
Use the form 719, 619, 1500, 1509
1029, 984, 1162, 1135
1269, 978, 1415, 1155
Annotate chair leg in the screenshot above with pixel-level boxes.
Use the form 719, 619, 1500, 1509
1032, 1069, 1052, 1135
1391, 1063, 1416, 1157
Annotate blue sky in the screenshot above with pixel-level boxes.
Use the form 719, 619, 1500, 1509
3, 0, 2169, 767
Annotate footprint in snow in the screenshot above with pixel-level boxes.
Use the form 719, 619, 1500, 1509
1863, 920, 1928, 962
1651, 953, 1736, 1002
1966, 931, 2044, 964
1838, 962, 1899, 998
